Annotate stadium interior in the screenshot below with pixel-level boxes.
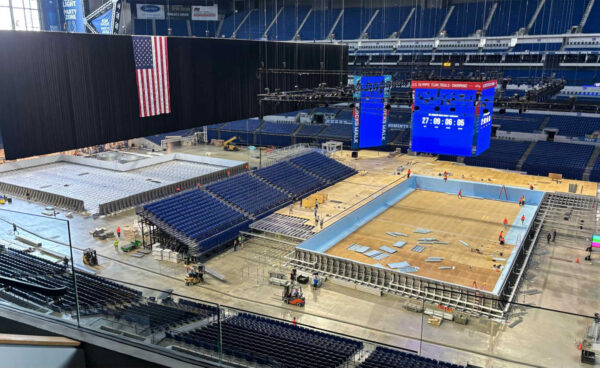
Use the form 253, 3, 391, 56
1, 0, 600, 367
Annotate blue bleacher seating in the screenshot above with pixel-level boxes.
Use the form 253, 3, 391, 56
268, 5, 311, 40
522, 141, 594, 179
319, 124, 352, 139
220, 119, 261, 132
336, 109, 353, 120
545, 115, 600, 137
529, 0, 585, 35
401, 6, 447, 38
494, 118, 543, 133
143, 188, 248, 250
583, 0, 600, 33
220, 10, 250, 37
358, 346, 464, 368
258, 122, 299, 135
464, 139, 531, 170
296, 124, 325, 137
235, 7, 279, 39
486, 0, 538, 36
206, 173, 290, 215
173, 313, 363, 368
191, 21, 219, 37
443, 1, 492, 37
0, 248, 141, 315
368, 7, 412, 39
290, 151, 357, 182
299, 8, 339, 41
254, 161, 325, 197
146, 129, 192, 146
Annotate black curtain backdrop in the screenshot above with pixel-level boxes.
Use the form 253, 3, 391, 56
0, 32, 347, 159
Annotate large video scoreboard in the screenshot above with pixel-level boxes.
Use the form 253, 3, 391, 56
410, 80, 496, 157
351, 75, 392, 149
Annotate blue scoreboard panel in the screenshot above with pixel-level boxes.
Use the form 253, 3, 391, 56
410, 80, 496, 157
351, 75, 392, 149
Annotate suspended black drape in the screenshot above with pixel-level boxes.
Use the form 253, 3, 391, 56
0, 31, 347, 159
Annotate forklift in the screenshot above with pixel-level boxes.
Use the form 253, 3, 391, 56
184, 264, 205, 286
82, 249, 98, 266
282, 283, 305, 307
223, 136, 241, 151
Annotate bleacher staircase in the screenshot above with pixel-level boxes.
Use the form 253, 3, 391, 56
516, 141, 537, 171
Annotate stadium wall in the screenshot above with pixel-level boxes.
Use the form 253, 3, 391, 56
0, 32, 347, 159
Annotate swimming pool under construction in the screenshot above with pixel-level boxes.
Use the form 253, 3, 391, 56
290, 175, 546, 319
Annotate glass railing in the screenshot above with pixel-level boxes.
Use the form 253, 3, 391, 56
0, 206, 598, 367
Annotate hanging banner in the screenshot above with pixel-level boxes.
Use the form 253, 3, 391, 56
90, 8, 113, 34
192, 5, 218, 21
167, 5, 191, 19
42, 0, 60, 30
63, 0, 85, 32
136, 4, 165, 20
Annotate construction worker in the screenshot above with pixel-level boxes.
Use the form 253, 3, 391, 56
521, 195, 526, 206
320, 217, 324, 229
499, 231, 503, 241
553, 229, 557, 242
233, 238, 238, 252
503, 218, 508, 229
458, 189, 462, 199
114, 240, 119, 251
443, 174, 448, 183
547, 233, 552, 244
407, 169, 411, 178
116, 226, 121, 238
529, 184, 534, 190
12, 223, 17, 235
521, 214, 525, 225
238, 235, 243, 248
499, 236, 505, 245
315, 198, 319, 210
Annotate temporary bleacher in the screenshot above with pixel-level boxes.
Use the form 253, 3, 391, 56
290, 151, 357, 182
169, 313, 363, 367
141, 151, 355, 256
206, 173, 290, 216
522, 141, 595, 179
254, 161, 325, 197
336, 109, 353, 120
464, 139, 531, 171
142, 188, 249, 254
359, 346, 464, 368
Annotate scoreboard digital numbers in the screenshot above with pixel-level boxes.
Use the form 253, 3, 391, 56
351, 75, 392, 149
410, 80, 496, 157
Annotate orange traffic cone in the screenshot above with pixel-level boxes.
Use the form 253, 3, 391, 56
579, 342, 583, 351
576, 257, 580, 264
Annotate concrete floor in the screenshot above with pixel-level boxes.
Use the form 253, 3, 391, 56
0, 144, 598, 368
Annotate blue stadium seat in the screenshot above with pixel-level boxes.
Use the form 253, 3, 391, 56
254, 161, 325, 197
443, 1, 492, 37
173, 313, 363, 368
206, 173, 290, 215
545, 115, 600, 137
464, 140, 531, 170
522, 141, 594, 179
290, 151, 357, 182
486, 0, 538, 36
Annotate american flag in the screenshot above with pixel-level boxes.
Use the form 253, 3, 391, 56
133, 36, 170, 118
